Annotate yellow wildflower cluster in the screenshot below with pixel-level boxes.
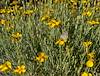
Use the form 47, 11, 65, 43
82, 11, 92, 17
41, 15, 61, 28
11, 32, 22, 43
83, 41, 92, 48
0, 61, 26, 75
40, 7, 61, 28
0, 61, 12, 72
81, 72, 92, 76
80, 0, 100, 26
87, 20, 100, 25
87, 52, 95, 59
14, 65, 26, 74
0, 19, 14, 31
0, 0, 99, 75
81, 55, 94, 75
81, 0, 90, 4
36, 52, 48, 63
55, 39, 65, 45
0, 9, 6, 14
48, 19, 61, 28
82, 41, 95, 75
0, 19, 12, 27
0, 19, 6, 25
0, 1, 34, 16
23, 10, 34, 15
82, 41, 94, 68
86, 59, 94, 68
86, 51, 95, 68
0, 7, 18, 14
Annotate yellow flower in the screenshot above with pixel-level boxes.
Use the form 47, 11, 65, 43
83, 41, 92, 48
86, 11, 92, 16
86, 59, 94, 68
81, 0, 89, 4
11, 32, 22, 42
0, 61, 12, 72
0, 65, 8, 72
12, 32, 22, 38
89, 73, 92, 76
0, 9, 6, 14
0, 19, 6, 25
87, 52, 95, 59
87, 20, 99, 25
6, 9, 14, 14
81, 72, 88, 76
0, 19, 11, 26
55, 39, 65, 45
48, 19, 61, 28
23, 10, 34, 15
82, 11, 92, 16
0, 19, 14, 31
14, 65, 26, 74
4, 61, 12, 69
36, 52, 48, 63
81, 72, 92, 76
